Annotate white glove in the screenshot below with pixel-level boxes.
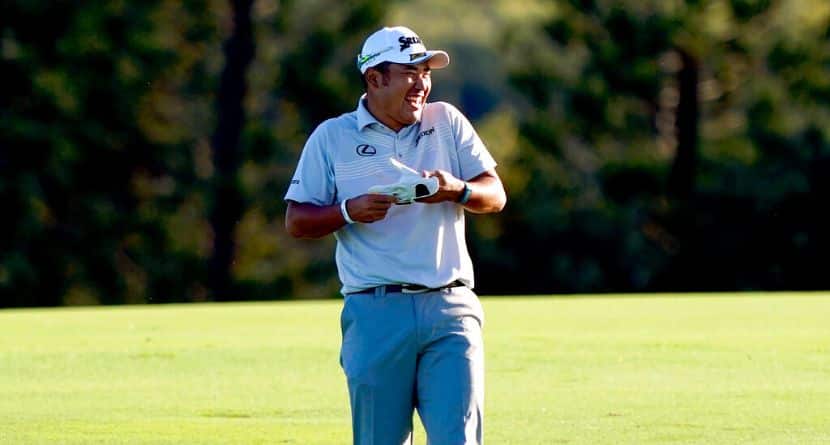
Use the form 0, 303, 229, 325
368, 158, 439, 204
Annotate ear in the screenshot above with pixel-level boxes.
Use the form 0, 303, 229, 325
366, 69, 382, 89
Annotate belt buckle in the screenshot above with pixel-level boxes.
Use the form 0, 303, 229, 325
401, 284, 429, 294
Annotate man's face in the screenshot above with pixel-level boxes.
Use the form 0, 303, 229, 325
369, 62, 432, 131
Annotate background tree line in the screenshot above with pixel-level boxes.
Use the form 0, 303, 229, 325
2, 0, 829, 307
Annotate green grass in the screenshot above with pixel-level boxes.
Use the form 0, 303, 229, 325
1, 293, 829, 444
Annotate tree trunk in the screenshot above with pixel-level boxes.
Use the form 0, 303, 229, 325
667, 49, 699, 200
209, 0, 254, 301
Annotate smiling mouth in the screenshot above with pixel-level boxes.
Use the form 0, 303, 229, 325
406, 96, 424, 109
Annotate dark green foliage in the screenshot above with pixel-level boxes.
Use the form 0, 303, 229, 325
488, 0, 830, 293
1, 1, 388, 306
1, 1, 188, 306
730, 0, 773, 21
3, 1, 829, 305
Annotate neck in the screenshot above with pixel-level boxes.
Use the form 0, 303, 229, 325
364, 95, 404, 132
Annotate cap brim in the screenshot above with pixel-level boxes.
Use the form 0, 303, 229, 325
411, 50, 449, 70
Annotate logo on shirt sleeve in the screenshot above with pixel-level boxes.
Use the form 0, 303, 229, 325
356, 144, 377, 156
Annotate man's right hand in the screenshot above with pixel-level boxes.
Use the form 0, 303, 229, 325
346, 194, 397, 223
286, 194, 396, 239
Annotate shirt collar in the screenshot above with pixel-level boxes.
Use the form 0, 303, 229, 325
356, 94, 380, 131
355, 94, 421, 133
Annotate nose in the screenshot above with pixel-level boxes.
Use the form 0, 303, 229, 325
414, 73, 428, 91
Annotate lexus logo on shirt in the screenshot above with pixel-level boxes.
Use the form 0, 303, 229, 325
355, 144, 377, 156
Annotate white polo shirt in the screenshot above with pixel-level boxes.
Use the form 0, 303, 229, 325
285, 96, 496, 294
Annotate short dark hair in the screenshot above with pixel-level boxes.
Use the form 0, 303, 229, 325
361, 62, 392, 90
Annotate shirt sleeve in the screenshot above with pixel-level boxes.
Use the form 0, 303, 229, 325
448, 103, 497, 181
283, 124, 336, 206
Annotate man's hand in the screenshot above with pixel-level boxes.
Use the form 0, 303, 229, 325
415, 168, 507, 213
285, 194, 397, 239
346, 194, 397, 223
416, 169, 466, 204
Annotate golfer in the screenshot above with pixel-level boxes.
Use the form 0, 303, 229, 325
285, 25, 506, 445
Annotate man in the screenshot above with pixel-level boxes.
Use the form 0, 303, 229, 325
284, 25, 506, 445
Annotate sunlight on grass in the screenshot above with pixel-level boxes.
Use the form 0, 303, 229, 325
1, 293, 828, 444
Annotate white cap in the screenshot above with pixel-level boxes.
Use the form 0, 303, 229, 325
357, 26, 450, 74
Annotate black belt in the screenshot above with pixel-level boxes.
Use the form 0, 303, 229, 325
350, 279, 466, 295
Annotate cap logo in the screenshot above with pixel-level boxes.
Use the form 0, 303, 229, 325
398, 36, 422, 52
357, 46, 394, 69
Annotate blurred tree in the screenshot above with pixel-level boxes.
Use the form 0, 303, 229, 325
495, 0, 830, 293
0, 0, 391, 306
6, 1, 826, 305
0, 1, 208, 306
209, 0, 254, 301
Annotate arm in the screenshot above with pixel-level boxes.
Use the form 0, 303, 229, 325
417, 168, 506, 214
285, 194, 397, 239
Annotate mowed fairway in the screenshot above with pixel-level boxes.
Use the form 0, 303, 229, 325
1, 294, 828, 444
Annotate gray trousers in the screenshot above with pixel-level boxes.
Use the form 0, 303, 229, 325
340, 286, 485, 445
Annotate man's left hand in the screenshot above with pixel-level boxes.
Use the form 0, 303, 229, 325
416, 169, 465, 203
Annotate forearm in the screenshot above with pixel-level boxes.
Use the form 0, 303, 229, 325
285, 201, 346, 239
461, 171, 507, 214
285, 194, 397, 238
